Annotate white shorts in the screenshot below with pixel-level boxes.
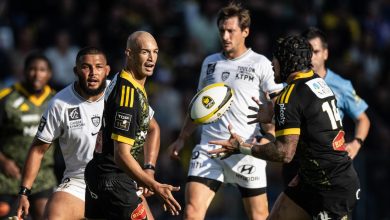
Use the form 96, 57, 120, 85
55, 177, 86, 201
188, 144, 267, 189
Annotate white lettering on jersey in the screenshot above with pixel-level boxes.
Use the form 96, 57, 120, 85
12, 97, 24, 108
305, 78, 333, 99
277, 103, 286, 126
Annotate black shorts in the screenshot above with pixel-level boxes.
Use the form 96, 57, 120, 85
285, 178, 360, 219
84, 158, 147, 220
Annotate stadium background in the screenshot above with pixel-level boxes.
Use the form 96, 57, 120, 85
0, 0, 389, 219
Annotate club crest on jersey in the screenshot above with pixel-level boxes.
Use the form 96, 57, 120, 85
332, 130, 346, 151
68, 107, 81, 121
221, 71, 230, 81
206, 63, 216, 75
114, 112, 132, 131
202, 96, 215, 109
91, 115, 101, 127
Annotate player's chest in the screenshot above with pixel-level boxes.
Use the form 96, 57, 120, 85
202, 61, 260, 88
64, 102, 103, 132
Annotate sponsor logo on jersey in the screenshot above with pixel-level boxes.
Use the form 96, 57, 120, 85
130, 203, 147, 220
68, 107, 81, 121
277, 103, 286, 126
114, 112, 132, 131
235, 66, 255, 82
38, 117, 47, 132
191, 151, 200, 159
332, 130, 346, 151
206, 63, 216, 75
306, 78, 333, 99
237, 164, 256, 174
91, 115, 101, 127
221, 71, 230, 81
202, 96, 215, 109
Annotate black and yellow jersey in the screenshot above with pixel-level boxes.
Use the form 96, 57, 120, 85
97, 70, 150, 173
0, 83, 57, 193
274, 70, 355, 190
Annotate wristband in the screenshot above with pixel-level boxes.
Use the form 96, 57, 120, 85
262, 133, 276, 142
239, 142, 252, 155
18, 186, 31, 196
354, 137, 364, 146
143, 163, 156, 171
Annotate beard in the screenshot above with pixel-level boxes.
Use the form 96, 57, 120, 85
78, 77, 107, 96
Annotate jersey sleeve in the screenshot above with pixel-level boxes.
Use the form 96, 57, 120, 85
342, 81, 368, 120
197, 56, 215, 91
36, 99, 63, 143
274, 83, 302, 137
258, 58, 283, 94
109, 80, 140, 146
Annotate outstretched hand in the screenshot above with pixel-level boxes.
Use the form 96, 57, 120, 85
247, 96, 274, 124
208, 125, 244, 159
153, 183, 181, 216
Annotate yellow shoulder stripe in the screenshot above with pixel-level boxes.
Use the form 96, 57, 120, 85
120, 70, 147, 98
0, 88, 12, 100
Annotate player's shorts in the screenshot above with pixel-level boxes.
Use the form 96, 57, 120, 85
55, 177, 86, 201
187, 144, 267, 196
84, 158, 145, 220
285, 176, 360, 219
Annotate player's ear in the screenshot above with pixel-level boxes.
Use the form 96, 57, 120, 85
125, 48, 131, 57
105, 65, 111, 77
73, 66, 78, 75
324, 48, 329, 61
242, 27, 249, 38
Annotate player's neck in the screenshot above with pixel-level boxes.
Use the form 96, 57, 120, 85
316, 67, 327, 78
224, 46, 248, 60
124, 68, 146, 86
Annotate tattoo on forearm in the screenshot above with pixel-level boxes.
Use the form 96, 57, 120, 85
251, 135, 299, 163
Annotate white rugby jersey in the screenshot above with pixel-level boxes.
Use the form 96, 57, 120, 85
198, 49, 283, 144
36, 83, 104, 180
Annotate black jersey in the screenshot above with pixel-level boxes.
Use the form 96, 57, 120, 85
274, 70, 357, 190
96, 70, 150, 173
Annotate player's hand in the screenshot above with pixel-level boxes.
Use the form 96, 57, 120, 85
152, 183, 181, 216
168, 138, 185, 160
345, 140, 361, 159
247, 96, 274, 124
208, 125, 243, 159
16, 195, 29, 220
0, 158, 21, 179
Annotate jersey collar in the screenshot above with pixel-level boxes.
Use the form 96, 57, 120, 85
292, 70, 314, 81
119, 70, 147, 98
14, 83, 52, 106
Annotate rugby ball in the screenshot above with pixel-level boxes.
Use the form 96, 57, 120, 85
189, 83, 234, 124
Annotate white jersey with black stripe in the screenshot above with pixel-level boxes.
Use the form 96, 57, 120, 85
36, 83, 104, 180
197, 49, 283, 144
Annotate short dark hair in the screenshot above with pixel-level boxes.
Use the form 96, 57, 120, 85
76, 46, 107, 65
302, 27, 328, 49
24, 52, 52, 71
217, 2, 250, 30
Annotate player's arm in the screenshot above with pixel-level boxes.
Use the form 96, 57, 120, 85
208, 125, 298, 163
113, 141, 181, 215
17, 138, 51, 218
347, 112, 370, 159
168, 115, 198, 159
144, 117, 160, 170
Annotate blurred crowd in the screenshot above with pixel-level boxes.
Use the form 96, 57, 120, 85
0, 0, 389, 219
